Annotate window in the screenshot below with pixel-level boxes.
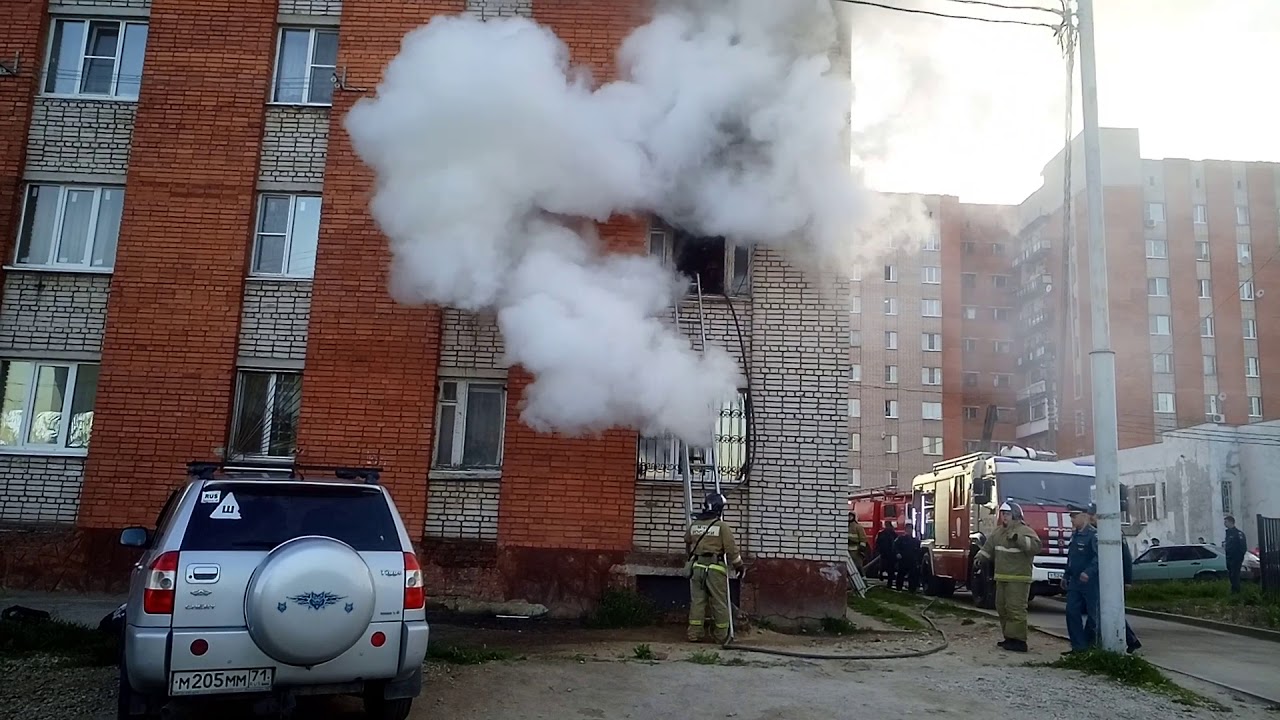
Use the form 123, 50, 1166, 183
43, 18, 148, 99
922, 402, 942, 420
15, 185, 122, 270
1200, 316, 1214, 338
885, 331, 899, 350
1203, 355, 1216, 375
1146, 239, 1168, 259
851, 296, 862, 314
921, 367, 942, 386
885, 434, 898, 453
0, 360, 98, 453
964, 440, 981, 452
849, 399, 861, 418
272, 27, 339, 105
229, 370, 302, 459
851, 266, 863, 282
433, 379, 506, 469
850, 432, 860, 452
1153, 353, 1172, 374
922, 436, 943, 456
650, 224, 752, 296
1075, 410, 1086, 437
961, 273, 977, 289
993, 340, 1012, 354
962, 242, 975, 254
252, 194, 321, 277
1196, 241, 1210, 261
992, 275, 1010, 289
993, 307, 1011, 322
1197, 279, 1212, 298
1030, 400, 1048, 422
884, 265, 897, 282
996, 407, 1015, 423
922, 333, 942, 351
1147, 277, 1169, 297
850, 364, 862, 383
1149, 315, 1171, 335
1193, 204, 1207, 224
921, 298, 942, 317
1244, 319, 1258, 339
1237, 206, 1250, 226
884, 297, 898, 315
849, 468, 861, 487
850, 330, 862, 347
963, 406, 980, 420
888, 470, 898, 486
922, 266, 941, 284
1154, 392, 1175, 414
1247, 356, 1260, 378
884, 400, 899, 419
1241, 281, 1255, 300
963, 306, 978, 320
1238, 243, 1252, 264
993, 374, 1011, 388
963, 372, 979, 388
924, 234, 942, 252
1146, 203, 1165, 223
1133, 484, 1158, 524
1249, 396, 1263, 418
991, 243, 1005, 256
1221, 481, 1233, 515
884, 365, 898, 384
1206, 394, 1222, 416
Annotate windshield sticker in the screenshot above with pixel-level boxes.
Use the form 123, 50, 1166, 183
209, 493, 241, 520
200, 490, 221, 504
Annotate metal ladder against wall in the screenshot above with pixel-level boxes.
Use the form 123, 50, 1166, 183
679, 275, 723, 522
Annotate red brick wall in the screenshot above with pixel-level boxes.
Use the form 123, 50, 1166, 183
1205, 162, 1248, 425
0, 2, 45, 267
79, 0, 277, 528
1164, 160, 1207, 430
1103, 187, 1155, 449
294, 0, 464, 536
1247, 164, 1280, 420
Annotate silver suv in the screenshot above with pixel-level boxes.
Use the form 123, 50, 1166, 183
116, 462, 429, 719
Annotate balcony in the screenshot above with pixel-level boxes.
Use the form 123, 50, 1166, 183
1014, 239, 1051, 267
1014, 274, 1053, 303
1017, 380, 1048, 402
1016, 417, 1050, 438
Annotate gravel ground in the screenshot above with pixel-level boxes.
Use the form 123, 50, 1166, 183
0, 613, 1270, 720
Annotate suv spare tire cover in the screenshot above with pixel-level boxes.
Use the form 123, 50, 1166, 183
245, 536, 376, 666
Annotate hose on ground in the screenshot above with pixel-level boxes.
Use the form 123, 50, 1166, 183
718, 600, 950, 660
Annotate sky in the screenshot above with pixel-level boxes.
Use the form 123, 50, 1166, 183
845, 0, 1280, 205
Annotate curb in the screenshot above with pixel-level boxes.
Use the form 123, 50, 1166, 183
1041, 597, 1280, 644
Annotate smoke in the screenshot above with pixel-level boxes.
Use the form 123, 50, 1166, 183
346, 1, 867, 445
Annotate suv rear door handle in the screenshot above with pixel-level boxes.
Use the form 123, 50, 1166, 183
187, 564, 221, 584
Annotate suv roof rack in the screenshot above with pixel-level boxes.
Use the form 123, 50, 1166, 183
186, 461, 383, 486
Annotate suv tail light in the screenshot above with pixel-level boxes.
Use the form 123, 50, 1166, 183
143, 551, 179, 615
403, 552, 425, 610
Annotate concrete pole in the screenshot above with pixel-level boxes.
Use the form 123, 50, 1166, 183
1076, 0, 1126, 653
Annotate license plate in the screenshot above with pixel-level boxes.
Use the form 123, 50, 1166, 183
1048, 572, 1063, 580
170, 668, 274, 696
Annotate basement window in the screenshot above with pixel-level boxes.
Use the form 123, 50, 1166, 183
649, 221, 751, 296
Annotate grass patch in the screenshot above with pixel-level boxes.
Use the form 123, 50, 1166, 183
819, 616, 860, 636
687, 650, 721, 665
864, 587, 989, 620
847, 595, 925, 631
427, 644, 516, 665
1127, 580, 1280, 629
0, 618, 117, 666
587, 589, 658, 629
1040, 649, 1224, 710
632, 644, 654, 661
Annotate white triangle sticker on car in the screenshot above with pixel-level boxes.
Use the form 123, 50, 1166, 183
210, 493, 242, 520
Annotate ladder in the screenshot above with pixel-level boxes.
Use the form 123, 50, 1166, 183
847, 554, 868, 597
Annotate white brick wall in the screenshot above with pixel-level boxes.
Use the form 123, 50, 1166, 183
278, 0, 342, 15
259, 107, 330, 185
26, 99, 135, 176
0, 456, 85, 524
633, 481, 748, 554
50, 0, 151, 8
464, 0, 533, 19
425, 480, 500, 541
239, 280, 312, 361
0, 273, 110, 354
669, 297, 751, 368
440, 309, 505, 370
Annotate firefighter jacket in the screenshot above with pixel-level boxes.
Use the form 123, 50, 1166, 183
686, 518, 743, 571
975, 520, 1041, 583
848, 518, 868, 550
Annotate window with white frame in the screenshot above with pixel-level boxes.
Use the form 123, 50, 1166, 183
993, 374, 1012, 388
1154, 392, 1175, 414
921, 298, 942, 317
1238, 243, 1252, 263
851, 296, 862, 314
15, 185, 122, 270
849, 398, 861, 418
850, 432, 860, 452
884, 264, 897, 282
885, 434, 898, 454
1249, 396, 1263, 418
43, 18, 148, 99
1075, 410, 1086, 436
922, 333, 942, 351
1146, 239, 1168, 259
1196, 241, 1210, 261
1203, 355, 1216, 375
924, 234, 942, 252
850, 330, 861, 347
1149, 315, 1171, 335
1247, 356, 1260, 378
963, 372, 979, 387
922, 266, 941, 284
1221, 481, 1233, 515
849, 468, 861, 487
649, 222, 752, 296
252, 194, 321, 277
1200, 316, 1214, 337
963, 306, 978, 320
884, 297, 898, 315
433, 379, 506, 470
1153, 353, 1172, 373
887, 470, 898, 486
1241, 281, 1255, 300
963, 406, 980, 420
992, 275, 1010, 289
1193, 204, 1207, 224
272, 27, 340, 105
921, 367, 942, 386
851, 364, 862, 383
1236, 206, 1250, 226
1197, 279, 1212, 298
228, 370, 302, 460
993, 307, 1011, 321
884, 399, 899, 419
638, 392, 747, 481
1245, 319, 1258, 339
1147, 277, 1169, 297
851, 266, 863, 282
885, 331, 899, 350
1029, 401, 1048, 422
884, 365, 898, 384
922, 401, 942, 420
1133, 483, 1158, 524
993, 340, 1012, 354
1146, 203, 1165, 223
922, 436, 943, 456
0, 360, 98, 452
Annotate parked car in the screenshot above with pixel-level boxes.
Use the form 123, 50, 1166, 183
1131, 542, 1257, 583
116, 462, 428, 720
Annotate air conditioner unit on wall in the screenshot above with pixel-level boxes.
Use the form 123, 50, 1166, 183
1207, 413, 1225, 424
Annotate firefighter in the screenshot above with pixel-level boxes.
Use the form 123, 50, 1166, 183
875, 521, 898, 581
974, 501, 1041, 652
848, 513, 869, 573
893, 525, 923, 593
686, 492, 743, 643
1063, 504, 1099, 653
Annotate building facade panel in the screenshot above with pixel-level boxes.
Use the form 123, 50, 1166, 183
259, 107, 330, 185
0, 272, 110, 354
279, 0, 343, 15
1248, 165, 1280, 421
238, 280, 312, 361
1204, 161, 1249, 425
0, 456, 86, 524
439, 308, 505, 370
25, 100, 136, 176
425, 479, 499, 541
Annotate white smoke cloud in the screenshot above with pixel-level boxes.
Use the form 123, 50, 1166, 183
346, 1, 867, 445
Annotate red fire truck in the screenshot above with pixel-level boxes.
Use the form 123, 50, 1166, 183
848, 488, 913, 538
908, 446, 1098, 607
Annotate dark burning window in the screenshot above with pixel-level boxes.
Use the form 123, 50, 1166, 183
649, 220, 751, 296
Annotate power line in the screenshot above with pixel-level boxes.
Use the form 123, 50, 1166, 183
830, 0, 1065, 29
936, 0, 1065, 15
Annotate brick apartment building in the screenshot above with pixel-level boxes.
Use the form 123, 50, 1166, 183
0, 0, 856, 619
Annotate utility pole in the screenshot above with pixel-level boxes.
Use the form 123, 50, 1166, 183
1076, 0, 1125, 653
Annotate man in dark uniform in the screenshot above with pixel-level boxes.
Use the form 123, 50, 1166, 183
875, 521, 897, 581
1063, 504, 1099, 653
893, 525, 922, 593
1084, 505, 1141, 653
1224, 515, 1248, 594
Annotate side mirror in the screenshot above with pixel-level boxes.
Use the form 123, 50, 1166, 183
973, 478, 992, 506
120, 527, 150, 548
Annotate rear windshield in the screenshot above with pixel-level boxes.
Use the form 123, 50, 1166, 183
181, 482, 401, 552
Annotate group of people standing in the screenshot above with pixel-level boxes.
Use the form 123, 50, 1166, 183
848, 518, 924, 592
